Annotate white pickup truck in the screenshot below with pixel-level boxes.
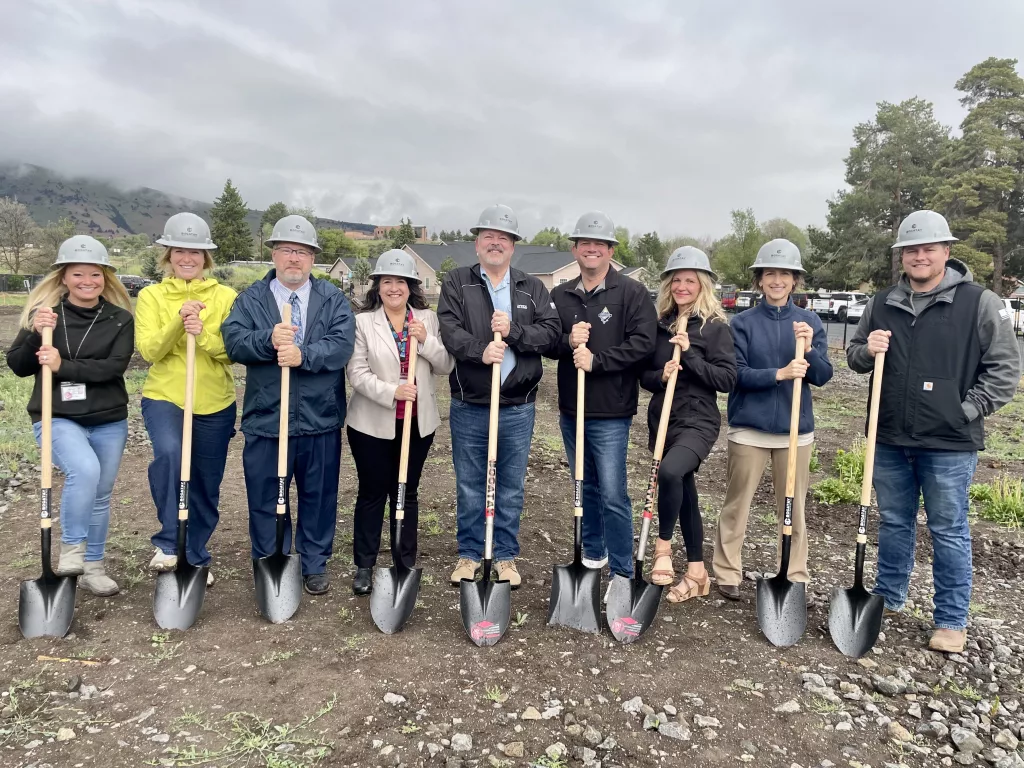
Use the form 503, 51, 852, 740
1003, 298, 1024, 335
811, 293, 832, 317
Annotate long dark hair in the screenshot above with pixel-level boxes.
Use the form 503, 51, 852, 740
358, 276, 430, 313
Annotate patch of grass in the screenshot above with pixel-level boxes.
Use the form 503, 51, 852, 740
120, 566, 147, 591
811, 441, 865, 505
151, 695, 336, 767
147, 634, 182, 661
0, 292, 28, 306
0, 671, 57, 746
106, 527, 150, 559
483, 684, 508, 704
757, 512, 777, 527
9, 545, 36, 569
808, 696, 842, 715
124, 369, 149, 395
256, 650, 298, 666
969, 601, 988, 616
172, 708, 211, 731
340, 635, 364, 652
971, 476, 1024, 528
947, 681, 982, 702
808, 445, 821, 473
336, 607, 352, 623
421, 511, 443, 536
0, 369, 38, 476
534, 757, 569, 768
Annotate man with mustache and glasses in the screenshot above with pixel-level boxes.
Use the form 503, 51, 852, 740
847, 210, 1022, 654
223, 215, 355, 596
438, 204, 561, 588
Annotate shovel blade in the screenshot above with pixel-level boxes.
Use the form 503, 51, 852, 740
605, 574, 663, 643
460, 577, 511, 647
547, 562, 601, 634
370, 565, 422, 634
153, 563, 208, 631
828, 585, 884, 658
756, 575, 806, 648
253, 552, 302, 624
19, 575, 77, 639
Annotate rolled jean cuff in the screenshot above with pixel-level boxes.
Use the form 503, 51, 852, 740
935, 622, 967, 631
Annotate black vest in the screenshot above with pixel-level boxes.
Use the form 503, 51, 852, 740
868, 282, 984, 451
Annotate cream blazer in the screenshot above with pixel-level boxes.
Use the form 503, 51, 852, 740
346, 307, 454, 440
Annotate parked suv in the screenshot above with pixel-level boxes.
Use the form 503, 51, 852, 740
118, 275, 150, 297
845, 297, 869, 324
735, 290, 760, 311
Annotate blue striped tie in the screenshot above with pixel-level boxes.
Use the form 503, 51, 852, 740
289, 293, 303, 346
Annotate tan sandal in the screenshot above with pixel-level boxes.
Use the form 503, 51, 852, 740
651, 539, 674, 586
666, 571, 710, 603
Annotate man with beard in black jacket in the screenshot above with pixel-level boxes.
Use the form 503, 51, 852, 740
438, 204, 561, 588
546, 212, 657, 586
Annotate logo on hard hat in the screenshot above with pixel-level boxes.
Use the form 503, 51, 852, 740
186, 227, 193, 233
911, 223, 918, 230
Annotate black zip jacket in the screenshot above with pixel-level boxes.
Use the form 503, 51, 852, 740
437, 264, 561, 406
640, 315, 736, 461
546, 268, 657, 418
6, 297, 134, 426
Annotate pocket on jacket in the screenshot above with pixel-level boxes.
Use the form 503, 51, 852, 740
912, 376, 967, 439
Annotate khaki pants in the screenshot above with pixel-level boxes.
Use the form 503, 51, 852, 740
712, 441, 813, 587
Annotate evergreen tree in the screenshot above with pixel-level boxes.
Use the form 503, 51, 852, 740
391, 218, 419, 250
260, 202, 289, 232
435, 256, 459, 285
209, 179, 252, 264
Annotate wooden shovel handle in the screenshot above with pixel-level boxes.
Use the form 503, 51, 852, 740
397, 337, 418, 485
785, 338, 805, 499
652, 344, 683, 462
487, 331, 500, 463
860, 352, 885, 506
177, 333, 196, 521
278, 302, 291, 478
574, 354, 585, 481
40, 327, 52, 524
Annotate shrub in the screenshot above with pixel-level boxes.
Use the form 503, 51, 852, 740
810, 441, 865, 505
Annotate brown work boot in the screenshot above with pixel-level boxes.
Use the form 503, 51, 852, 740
80, 560, 119, 597
717, 583, 740, 600
929, 628, 967, 653
450, 558, 480, 586
495, 560, 522, 590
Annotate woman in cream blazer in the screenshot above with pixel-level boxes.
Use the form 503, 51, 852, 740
346, 250, 454, 595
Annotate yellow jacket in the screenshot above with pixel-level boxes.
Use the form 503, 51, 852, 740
136, 277, 238, 415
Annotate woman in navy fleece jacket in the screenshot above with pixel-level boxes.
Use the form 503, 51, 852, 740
711, 241, 833, 600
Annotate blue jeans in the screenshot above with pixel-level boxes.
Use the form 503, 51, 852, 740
33, 418, 128, 561
559, 414, 634, 577
872, 443, 977, 630
450, 399, 535, 561
142, 398, 236, 567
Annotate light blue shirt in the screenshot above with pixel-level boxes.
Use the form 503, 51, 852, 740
270, 277, 311, 331
483, 269, 516, 384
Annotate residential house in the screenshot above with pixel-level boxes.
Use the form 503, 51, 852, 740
619, 265, 650, 285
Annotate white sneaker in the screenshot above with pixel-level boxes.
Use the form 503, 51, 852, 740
582, 555, 608, 570
149, 548, 177, 572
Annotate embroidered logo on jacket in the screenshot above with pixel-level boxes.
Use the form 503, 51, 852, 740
598, 306, 612, 324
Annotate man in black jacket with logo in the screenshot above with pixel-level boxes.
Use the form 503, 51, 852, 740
848, 210, 1022, 653
547, 212, 657, 582
438, 204, 561, 588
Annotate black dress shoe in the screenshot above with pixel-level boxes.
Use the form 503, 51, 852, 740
303, 573, 330, 595
718, 583, 740, 600
353, 567, 373, 595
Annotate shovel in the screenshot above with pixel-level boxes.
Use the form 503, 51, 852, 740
19, 327, 77, 639
547, 358, 601, 634
756, 337, 808, 648
606, 343, 682, 643
460, 332, 512, 647
371, 337, 424, 634
829, 352, 886, 658
154, 333, 209, 630
254, 302, 302, 623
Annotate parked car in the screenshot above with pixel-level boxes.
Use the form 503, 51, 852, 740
1003, 298, 1024, 336
719, 284, 737, 312
735, 290, 759, 311
811, 293, 832, 317
828, 291, 869, 321
846, 297, 869, 324
791, 291, 810, 309
118, 275, 149, 297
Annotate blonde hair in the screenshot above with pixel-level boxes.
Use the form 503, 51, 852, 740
20, 264, 133, 329
157, 246, 215, 276
656, 269, 728, 332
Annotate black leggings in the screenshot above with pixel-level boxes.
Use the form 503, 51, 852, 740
657, 443, 704, 562
347, 420, 434, 568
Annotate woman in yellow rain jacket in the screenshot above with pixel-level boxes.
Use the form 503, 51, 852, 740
136, 213, 237, 585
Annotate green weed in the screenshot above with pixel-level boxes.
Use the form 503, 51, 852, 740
511, 611, 529, 628
256, 650, 298, 666
808, 696, 842, 715
972, 476, 1024, 528
947, 681, 982, 702
811, 441, 865, 504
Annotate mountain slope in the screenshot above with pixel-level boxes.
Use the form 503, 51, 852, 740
0, 164, 375, 239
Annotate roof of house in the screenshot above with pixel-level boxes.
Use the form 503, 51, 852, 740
403, 242, 577, 275
620, 265, 644, 275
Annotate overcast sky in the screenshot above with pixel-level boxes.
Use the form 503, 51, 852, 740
2, 0, 1023, 240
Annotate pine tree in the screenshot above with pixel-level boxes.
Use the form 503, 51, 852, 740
391, 218, 419, 250
435, 256, 459, 285
209, 179, 253, 264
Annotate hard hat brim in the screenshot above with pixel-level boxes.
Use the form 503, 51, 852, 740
156, 237, 218, 250
469, 225, 523, 242
570, 235, 619, 245
661, 265, 718, 281
748, 263, 805, 274
371, 270, 421, 283
266, 237, 323, 253
891, 235, 958, 249
51, 258, 116, 270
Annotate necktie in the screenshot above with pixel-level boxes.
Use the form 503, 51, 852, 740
289, 292, 303, 346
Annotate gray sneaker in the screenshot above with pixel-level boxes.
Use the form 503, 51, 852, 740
81, 560, 119, 596
55, 542, 86, 576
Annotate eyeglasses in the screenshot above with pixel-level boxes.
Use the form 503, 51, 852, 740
274, 247, 314, 258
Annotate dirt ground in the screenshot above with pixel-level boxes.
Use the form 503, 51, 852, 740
1, 317, 1023, 768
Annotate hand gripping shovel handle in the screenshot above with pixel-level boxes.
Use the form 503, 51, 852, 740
635, 344, 682, 568
395, 337, 418, 539
854, 352, 885, 587
482, 332, 501, 575
573, 357, 585, 558
40, 327, 54, 571
276, 303, 292, 551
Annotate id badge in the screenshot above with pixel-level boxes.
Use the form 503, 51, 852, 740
60, 382, 87, 402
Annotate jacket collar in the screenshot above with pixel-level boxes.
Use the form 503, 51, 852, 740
567, 264, 622, 297
471, 262, 528, 288
371, 305, 408, 362
756, 297, 794, 320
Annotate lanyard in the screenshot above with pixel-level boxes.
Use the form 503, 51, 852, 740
386, 309, 413, 362
60, 301, 102, 362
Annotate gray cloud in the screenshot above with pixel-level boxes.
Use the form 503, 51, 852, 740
2, 0, 1022, 239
